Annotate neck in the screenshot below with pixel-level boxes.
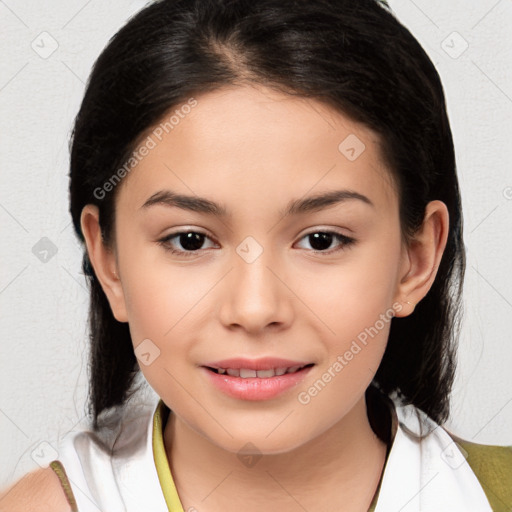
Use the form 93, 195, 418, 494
163, 394, 391, 512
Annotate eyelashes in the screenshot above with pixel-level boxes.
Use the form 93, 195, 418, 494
157, 229, 356, 258
158, 231, 216, 257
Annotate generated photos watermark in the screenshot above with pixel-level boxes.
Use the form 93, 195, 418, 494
93, 97, 198, 200
297, 302, 403, 405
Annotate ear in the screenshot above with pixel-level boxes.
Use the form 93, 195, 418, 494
80, 204, 128, 322
394, 200, 449, 318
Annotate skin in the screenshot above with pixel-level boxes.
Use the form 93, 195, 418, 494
81, 84, 449, 512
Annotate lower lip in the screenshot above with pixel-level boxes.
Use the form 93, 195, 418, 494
201, 366, 313, 400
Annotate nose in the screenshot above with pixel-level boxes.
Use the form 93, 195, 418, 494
217, 239, 294, 334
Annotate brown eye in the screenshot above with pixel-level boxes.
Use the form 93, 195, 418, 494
296, 231, 355, 254
158, 230, 216, 256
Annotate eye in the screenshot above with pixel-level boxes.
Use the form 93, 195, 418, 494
158, 230, 216, 257
295, 230, 356, 254
157, 229, 356, 258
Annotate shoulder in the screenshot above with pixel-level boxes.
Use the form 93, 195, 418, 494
449, 433, 512, 511
449, 433, 512, 471
0, 466, 72, 512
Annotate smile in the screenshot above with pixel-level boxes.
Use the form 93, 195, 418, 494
206, 364, 313, 378
202, 363, 314, 400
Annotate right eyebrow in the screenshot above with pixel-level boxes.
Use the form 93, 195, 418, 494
140, 189, 230, 217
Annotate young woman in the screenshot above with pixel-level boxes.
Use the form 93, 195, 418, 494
1, 0, 511, 511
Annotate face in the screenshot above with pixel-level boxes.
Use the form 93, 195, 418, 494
84, 84, 427, 454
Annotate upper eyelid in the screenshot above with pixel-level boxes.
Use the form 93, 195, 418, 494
159, 227, 354, 249
160, 228, 217, 244
160, 226, 352, 238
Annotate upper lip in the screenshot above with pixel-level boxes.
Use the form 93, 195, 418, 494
202, 357, 313, 371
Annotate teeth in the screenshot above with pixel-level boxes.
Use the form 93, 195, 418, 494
214, 365, 305, 378
240, 369, 257, 378
256, 369, 275, 378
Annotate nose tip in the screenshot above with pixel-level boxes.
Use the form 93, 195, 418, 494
218, 250, 293, 332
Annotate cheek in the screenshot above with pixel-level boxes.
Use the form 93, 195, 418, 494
303, 234, 401, 339
119, 261, 203, 399
115, 240, 189, 359
118, 231, 203, 331
297, 267, 397, 417
297, 233, 401, 410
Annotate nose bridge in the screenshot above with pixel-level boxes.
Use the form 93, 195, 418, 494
232, 234, 278, 296
219, 234, 289, 330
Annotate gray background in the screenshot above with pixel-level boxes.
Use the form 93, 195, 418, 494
1, 0, 511, 489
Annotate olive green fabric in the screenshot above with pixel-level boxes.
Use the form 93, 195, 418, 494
450, 434, 512, 512
367, 435, 512, 512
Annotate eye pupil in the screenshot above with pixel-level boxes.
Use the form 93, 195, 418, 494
180, 232, 205, 251
309, 232, 333, 251
163, 230, 352, 256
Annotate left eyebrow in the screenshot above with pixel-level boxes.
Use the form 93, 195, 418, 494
280, 189, 374, 217
139, 188, 374, 217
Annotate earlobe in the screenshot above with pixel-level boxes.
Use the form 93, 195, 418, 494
394, 200, 449, 318
80, 204, 129, 323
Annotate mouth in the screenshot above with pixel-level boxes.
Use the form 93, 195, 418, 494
204, 363, 315, 378
200, 357, 316, 400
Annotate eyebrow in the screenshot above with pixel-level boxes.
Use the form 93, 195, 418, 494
140, 188, 374, 217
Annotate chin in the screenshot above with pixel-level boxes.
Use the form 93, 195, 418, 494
224, 436, 305, 458
204, 422, 313, 457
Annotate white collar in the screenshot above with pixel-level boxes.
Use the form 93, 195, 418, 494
57, 395, 492, 512
374, 398, 492, 511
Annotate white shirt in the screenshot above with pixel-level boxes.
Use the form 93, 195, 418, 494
50, 394, 493, 512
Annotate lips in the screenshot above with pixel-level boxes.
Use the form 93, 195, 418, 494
201, 357, 315, 400
206, 365, 312, 378
203, 357, 313, 371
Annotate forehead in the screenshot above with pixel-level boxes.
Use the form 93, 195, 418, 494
117, 84, 397, 214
